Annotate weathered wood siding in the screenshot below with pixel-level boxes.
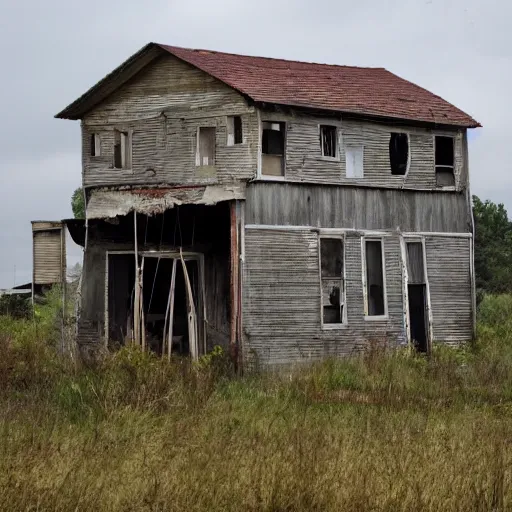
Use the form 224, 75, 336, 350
425, 236, 472, 344
259, 112, 466, 190
245, 182, 471, 233
242, 228, 405, 366
82, 54, 258, 187
32, 224, 65, 285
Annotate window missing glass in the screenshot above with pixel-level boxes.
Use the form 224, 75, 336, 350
90, 133, 101, 157
261, 121, 285, 176
320, 125, 337, 158
389, 133, 408, 175
114, 130, 131, 169
227, 116, 243, 146
320, 238, 345, 325
435, 136, 455, 186
345, 145, 364, 178
364, 239, 386, 316
196, 127, 216, 166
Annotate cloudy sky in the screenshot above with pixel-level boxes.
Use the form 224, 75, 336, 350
0, 0, 509, 288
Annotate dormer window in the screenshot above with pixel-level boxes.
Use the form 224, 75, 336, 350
435, 135, 455, 187
114, 130, 131, 169
320, 125, 337, 158
90, 133, 101, 157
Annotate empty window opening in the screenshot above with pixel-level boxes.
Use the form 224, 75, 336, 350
261, 121, 285, 176
389, 133, 408, 175
345, 145, 364, 178
114, 130, 131, 169
406, 241, 429, 352
227, 116, 243, 145
90, 133, 101, 157
365, 240, 386, 316
320, 238, 345, 325
435, 136, 455, 186
320, 125, 337, 158
196, 127, 216, 166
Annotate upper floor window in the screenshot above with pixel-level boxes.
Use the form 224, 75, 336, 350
196, 127, 216, 166
345, 145, 364, 178
90, 133, 101, 157
261, 121, 285, 176
435, 135, 455, 187
227, 116, 243, 146
389, 133, 408, 175
320, 237, 345, 326
114, 130, 131, 169
320, 125, 337, 158
363, 239, 387, 317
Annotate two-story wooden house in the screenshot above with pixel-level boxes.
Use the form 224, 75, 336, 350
56, 43, 480, 366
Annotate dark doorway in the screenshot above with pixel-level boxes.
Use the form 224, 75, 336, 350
408, 284, 428, 352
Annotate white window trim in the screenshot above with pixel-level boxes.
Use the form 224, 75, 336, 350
361, 236, 388, 320
258, 116, 287, 178
344, 144, 364, 179
319, 233, 347, 329
433, 134, 456, 189
319, 124, 340, 161
226, 115, 245, 146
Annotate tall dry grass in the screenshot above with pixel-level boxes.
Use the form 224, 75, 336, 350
0, 294, 511, 511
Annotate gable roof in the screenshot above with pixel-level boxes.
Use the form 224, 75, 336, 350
56, 42, 480, 128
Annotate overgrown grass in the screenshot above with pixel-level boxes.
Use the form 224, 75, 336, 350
1, 294, 512, 510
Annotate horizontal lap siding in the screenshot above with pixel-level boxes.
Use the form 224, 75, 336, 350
33, 231, 63, 284
243, 229, 405, 366
426, 236, 472, 344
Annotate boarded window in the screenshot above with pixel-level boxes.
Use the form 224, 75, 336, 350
320, 125, 337, 158
114, 130, 131, 169
435, 136, 455, 186
406, 242, 425, 284
365, 240, 386, 316
196, 127, 216, 166
227, 116, 243, 146
389, 133, 408, 175
90, 133, 101, 157
345, 146, 364, 178
262, 121, 285, 176
320, 238, 344, 325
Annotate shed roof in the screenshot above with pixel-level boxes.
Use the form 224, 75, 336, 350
56, 42, 480, 128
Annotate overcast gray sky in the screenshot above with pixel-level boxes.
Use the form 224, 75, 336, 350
0, 0, 509, 288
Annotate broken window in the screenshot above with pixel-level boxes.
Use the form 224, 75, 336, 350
196, 127, 216, 166
261, 121, 285, 176
320, 125, 337, 158
389, 133, 408, 175
90, 133, 101, 157
406, 242, 425, 284
364, 239, 386, 316
114, 130, 131, 169
227, 116, 243, 146
320, 238, 345, 325
435, 135, 455, 186
345, 145, 364, 178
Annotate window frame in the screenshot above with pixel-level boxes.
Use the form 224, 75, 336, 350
113, 129, 132, 170
389, 131, 411, 176
345, 144, 364, 179
90, 133, 101, 157
227, 115, 244, 146
260, 119, 286, 179
319, 124, 339, 160
318, 234, 347, 329
361, 236, 388, 320
433, 134, 456, 188
196, 126, 217, 167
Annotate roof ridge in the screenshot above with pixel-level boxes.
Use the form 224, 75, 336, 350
156, 43, 386, 71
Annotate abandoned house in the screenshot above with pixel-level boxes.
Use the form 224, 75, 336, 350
56, 42, 480, 366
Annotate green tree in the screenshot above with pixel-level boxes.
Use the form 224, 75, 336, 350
473, 195, 512, 294
71, 187, 85, 219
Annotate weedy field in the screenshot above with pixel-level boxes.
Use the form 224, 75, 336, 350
0, 293, 512, 511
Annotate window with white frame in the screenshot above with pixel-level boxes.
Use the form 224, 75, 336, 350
227, 116, 243, 146
320, 125, 337, 158
90, 133, 101, 157
196, 127, 216, 166
364, 239, 386, 317
320, 237, 345, 325
114, 130, 131, 169
345, 145, 364, 178
261, 121, 285, 176
435, 135, 455, 187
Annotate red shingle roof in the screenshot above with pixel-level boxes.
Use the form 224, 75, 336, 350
159, 44, 480, 128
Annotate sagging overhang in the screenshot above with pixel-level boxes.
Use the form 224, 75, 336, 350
86, 184, 246, 219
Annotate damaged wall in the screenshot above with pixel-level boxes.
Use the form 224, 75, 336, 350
81, 54, 259, 188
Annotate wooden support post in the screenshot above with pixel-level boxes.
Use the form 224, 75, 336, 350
162, 258, 177, 359
229, 201, 239, 370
